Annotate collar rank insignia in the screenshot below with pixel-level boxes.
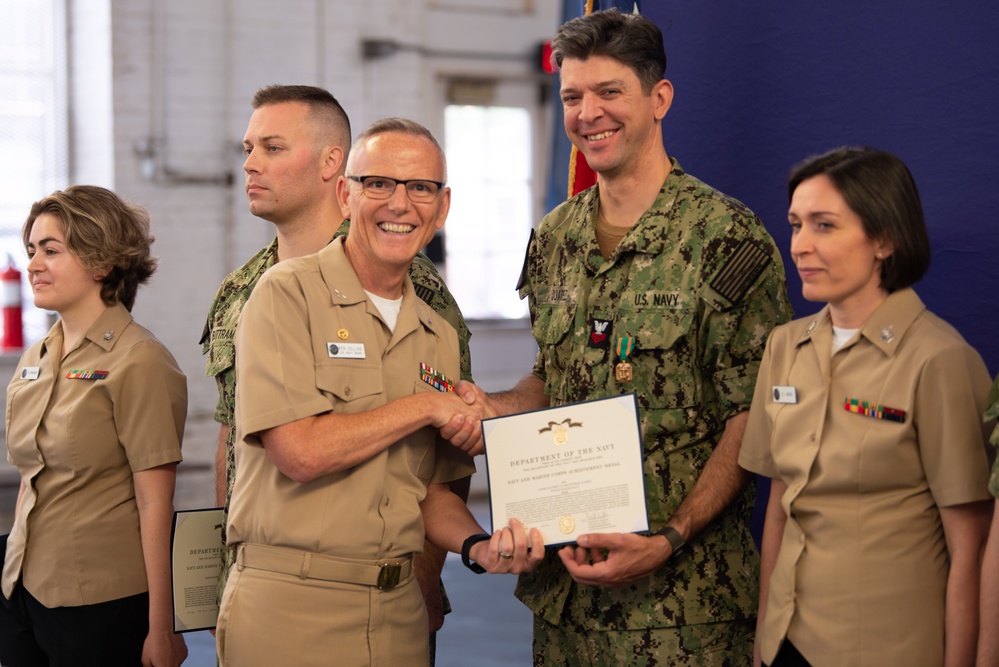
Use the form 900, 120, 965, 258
589, 318, 611, 349
66, 369, 109, 380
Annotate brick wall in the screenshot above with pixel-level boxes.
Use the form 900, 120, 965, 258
65, 0, 557, 417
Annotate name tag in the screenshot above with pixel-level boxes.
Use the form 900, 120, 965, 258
20, 366, 40, 380
772, 386, 797, 404
327, 342, 365, 359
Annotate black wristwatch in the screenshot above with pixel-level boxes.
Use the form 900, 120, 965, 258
652, 525, 685, 558
461, 533, 491, 574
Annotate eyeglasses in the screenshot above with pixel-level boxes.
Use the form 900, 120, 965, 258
346, 175, 445, 203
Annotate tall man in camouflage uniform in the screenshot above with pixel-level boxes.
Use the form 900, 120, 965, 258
200, 85, 473, 655
449, 10, 792, 665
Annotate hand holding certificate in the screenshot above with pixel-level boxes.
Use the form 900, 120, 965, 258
482, 393, 648, 546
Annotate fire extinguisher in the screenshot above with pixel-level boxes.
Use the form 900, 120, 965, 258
2, 256, 24, 352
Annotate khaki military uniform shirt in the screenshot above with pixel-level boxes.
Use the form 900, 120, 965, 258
4, 303, 186, 606
739, 288, 992, 666
227, 237, 474, 559
516, 159, 792, 630
202, 222, 473, 602
200, 222, 473, 518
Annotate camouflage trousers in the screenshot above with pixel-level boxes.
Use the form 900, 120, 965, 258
532, 615, 755, 667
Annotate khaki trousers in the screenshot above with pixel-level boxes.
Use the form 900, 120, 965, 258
217, 560, 428, 667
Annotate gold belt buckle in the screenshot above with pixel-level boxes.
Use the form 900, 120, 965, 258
377, 562, 402, 589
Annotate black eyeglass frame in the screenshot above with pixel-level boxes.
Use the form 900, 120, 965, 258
346, 175, 446, 202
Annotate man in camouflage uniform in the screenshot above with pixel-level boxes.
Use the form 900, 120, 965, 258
976, 374, 999, 663
199, 85, 472, 659
450, 10, 791, 665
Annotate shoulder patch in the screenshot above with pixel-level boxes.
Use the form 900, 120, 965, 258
410, 259, 442, 306
413, 282, 436, 306
710, 239, 771, 304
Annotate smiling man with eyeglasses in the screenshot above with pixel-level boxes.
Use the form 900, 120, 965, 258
217, 118, 542, 667
339, 133, 453, 281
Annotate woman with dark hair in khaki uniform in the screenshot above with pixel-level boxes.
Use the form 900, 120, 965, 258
739, 148, 993, 667
0, 186, 188, 666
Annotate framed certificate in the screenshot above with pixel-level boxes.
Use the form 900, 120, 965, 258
170, 507, 225, 632
482, 393, 648, 547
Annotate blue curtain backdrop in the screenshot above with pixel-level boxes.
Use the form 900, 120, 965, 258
641, 2, 999, 376
544, 1, 999, 546
547, 1, 998, 376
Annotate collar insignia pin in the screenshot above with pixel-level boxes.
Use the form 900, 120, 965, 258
804, 320, 817, 336
103, 330, 114, 341
879, 326, 895, 344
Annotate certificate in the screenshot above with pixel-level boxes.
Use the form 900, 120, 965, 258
170, 508, 225, 632
482, 393, 648, 546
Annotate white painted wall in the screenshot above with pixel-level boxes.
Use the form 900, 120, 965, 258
66, 0, 558, 417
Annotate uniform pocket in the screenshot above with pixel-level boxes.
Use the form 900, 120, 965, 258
531, 305, 575, 393
206, 328, 235, 378
314, 362, 383, 405
614, 306, 697, 410
408, 380, 446, 481
532, 304, 573, 345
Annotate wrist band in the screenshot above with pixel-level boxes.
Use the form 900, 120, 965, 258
461, 533, 491, 574
652, 525, 685, 557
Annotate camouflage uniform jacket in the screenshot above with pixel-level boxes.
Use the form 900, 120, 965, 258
516, 158, 792, 631
200, 220, 473, 605
986, 375, 999, 497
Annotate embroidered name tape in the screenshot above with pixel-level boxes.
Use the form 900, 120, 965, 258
327, 342, 365, 359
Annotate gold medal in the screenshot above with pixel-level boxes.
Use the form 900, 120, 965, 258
615, 337, 635, 383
